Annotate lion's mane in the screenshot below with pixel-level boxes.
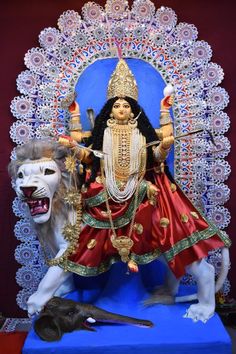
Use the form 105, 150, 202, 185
8, 139, 69, 178
8, 139, 78, 237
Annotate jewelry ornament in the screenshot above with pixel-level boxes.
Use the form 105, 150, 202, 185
107, 59, 138, 100
111, 235, 134, 263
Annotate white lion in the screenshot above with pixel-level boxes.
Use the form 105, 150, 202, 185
9, 139, 230, 322
9, 140, 77, 316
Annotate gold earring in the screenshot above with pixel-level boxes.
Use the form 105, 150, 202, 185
107, 113, 116, 127
130, 112, 134, 119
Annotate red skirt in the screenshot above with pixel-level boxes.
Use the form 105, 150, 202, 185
68, 173, 230, 278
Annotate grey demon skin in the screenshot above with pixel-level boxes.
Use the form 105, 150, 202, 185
34, 297, 153, 341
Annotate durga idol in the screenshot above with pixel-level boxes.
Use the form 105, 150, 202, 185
55, 59, 230, 322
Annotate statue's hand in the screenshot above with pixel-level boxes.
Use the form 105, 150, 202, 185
160, 136, 174, 150
160, 124, 174, 139
69, 101, 80, 115
160, 95, 174, 110
58, 135, 77, 148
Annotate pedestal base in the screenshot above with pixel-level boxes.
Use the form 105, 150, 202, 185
22, 262, 232, 354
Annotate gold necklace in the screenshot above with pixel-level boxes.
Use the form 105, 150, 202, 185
112, 124, 132, 181
101, 165, 143, 263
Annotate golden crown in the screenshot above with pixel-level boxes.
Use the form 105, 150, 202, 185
107, 59, 138, 101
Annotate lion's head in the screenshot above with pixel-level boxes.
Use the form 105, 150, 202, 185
8, 139, 74, 224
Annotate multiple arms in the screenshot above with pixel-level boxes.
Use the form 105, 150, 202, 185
68, 101, 91, 143
60, 91, 175, 167
154, 94, 174, 166
58, 101, 92, 164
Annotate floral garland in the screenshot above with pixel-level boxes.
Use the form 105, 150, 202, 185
10, 0, 231, 311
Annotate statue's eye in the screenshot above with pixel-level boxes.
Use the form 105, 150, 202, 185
67, 310, 76, 316
44, 168, 55, 175
17, 172, 23, 179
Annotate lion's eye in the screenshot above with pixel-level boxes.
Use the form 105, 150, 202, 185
44, 168, 55, 175
17, 172, 23, 179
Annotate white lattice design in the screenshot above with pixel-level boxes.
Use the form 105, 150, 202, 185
0, 318, 32, 332
10, 0, 231, 310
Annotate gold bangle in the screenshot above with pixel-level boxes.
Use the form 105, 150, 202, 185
160, 118, 172, 127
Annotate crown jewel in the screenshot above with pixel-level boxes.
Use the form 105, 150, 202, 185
107, 59, 138, 101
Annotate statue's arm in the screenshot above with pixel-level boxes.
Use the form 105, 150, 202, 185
153, 136, 174, 166
58, 100, 93, 164
58, 136, 92, 164
153, 95, 174, 166
159, 94, 174, 138
68, 101, 91, 143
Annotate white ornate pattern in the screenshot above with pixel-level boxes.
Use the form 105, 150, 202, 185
0, 318, 31, 332
12, 197, 30, 218
14, 219, 37, 242
10, 0, 231, 310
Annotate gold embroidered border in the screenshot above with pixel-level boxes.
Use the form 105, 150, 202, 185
82, 180, 147, 229
164, 224, 231, 262
61, 249, 162, 277
170, 178, 231, 251
63, 257, 120, 276
84, 189, 107, 207
60, 225, 230, 277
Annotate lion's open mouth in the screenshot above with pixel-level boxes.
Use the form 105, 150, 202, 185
26, 198, 50, 216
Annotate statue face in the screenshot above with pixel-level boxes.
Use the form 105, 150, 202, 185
15, 159, 61, 223
111, 99, 132, 122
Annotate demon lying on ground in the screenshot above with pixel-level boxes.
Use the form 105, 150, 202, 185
34, 297, 153, 341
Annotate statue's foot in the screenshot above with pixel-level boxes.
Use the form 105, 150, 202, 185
184, 303, 214, 323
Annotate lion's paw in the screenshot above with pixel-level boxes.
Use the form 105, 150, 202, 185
27, 291, 52, 317
184, 303, 214, 323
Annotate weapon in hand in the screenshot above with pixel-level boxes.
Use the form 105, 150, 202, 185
147, 128, 217, 149
80, 145, 106, 159
174, 129, 216, 146
58, 135, 106, 159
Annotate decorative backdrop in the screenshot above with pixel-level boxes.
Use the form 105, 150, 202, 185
1, 0, 233, 316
